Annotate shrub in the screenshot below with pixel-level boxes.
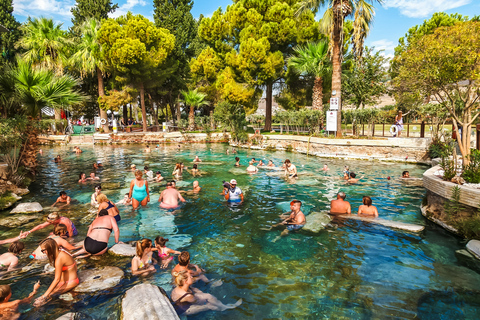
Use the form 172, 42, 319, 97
462, 149, 480, 183
428, 140, 453, 159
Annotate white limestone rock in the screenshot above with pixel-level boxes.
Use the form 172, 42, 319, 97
109, 243, 136, 256
303, 212, 332, 233
0, 214, 39, 227
74, 266, 124, 293
10, 202, 43, 214
121, 283, 180, 320
56, 313, 78, 320
466, 240, 480, 260
340, 215, 425, 232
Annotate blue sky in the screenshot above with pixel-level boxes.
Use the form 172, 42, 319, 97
12, 0, 480, 59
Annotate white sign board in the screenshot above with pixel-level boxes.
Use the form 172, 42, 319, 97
330, 97, 339, 110
326, 111, 337, 132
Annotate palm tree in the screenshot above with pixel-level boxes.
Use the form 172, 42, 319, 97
180, 89, 209, 131
297, 0, 382, 136
13, 59, 86, 172
288, 41, 330, 112
352, 0, 375, 59
69, 18, 110, 132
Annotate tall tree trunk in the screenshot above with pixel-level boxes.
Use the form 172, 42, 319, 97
153, 103, 159, 127
170, 103, 176, 126
54, 109, 62, 120
177, 94, 181, 126
97, 67, 109, 133
188, 105, 195, 131
264, 83, 273, 131
312, 76, 323, 111
139, 82, 147, 132
129, 104, 133, 120
210, 106, 215, 130
123, 105, 128, 125
332, 2, 343, 137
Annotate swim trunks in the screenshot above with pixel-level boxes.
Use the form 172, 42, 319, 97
287, 224, 304, 231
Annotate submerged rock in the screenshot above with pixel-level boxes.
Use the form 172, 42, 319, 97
10, 202, 43, 214
0, 214, 39, 227
466, 240, 480, 260
303, 212, 332, 233
109, 243, 136, 256
340, 215, 425, 232
121, 283, 179, 320
74, 266, 124, 293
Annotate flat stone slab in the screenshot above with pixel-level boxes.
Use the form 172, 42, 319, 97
56, 313, 78, 320
303, 212, 332, 233
340, 215, 425, 232
0, 214, 39, 227
466, 240, 480, 260
109, 243, 136, 256
121, 283, 179, 320
10, 202, 43, 214
74, 266, 124, 293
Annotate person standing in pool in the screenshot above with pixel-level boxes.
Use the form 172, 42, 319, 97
97, 194, 121, 222
279, 200, 306, 236
172, 163, 183, 178
358, 196, 379, 217
51, 191, 71, 207
224, 179, 244, 203
27, 213, 78, 238
284, 159, 297, 178
246, 161, 258, 173
330, 192, 351, 216
193, 156, 202, 162
144, 145, 151, 153
159, 181, 186, 209
129, 170, 150, 210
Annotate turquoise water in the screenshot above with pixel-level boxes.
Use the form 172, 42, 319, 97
1, 144, 480, 319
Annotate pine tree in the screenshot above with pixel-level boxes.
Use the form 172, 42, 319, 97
71, 0, 119, 27
0, 0, 21, 64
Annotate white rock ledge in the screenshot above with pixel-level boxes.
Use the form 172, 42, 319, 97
303, 212, 332, 233
109, 243, 136, 256
121, 283, 180, 320
74, 266, 124, 293
340, 215, 425, 232
466, 240, 480, 260
10, 202, 43, 214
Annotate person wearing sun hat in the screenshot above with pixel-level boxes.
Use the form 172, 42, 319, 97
224, 179, 243, 203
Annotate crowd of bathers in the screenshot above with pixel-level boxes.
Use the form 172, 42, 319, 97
0, 147, 413, 317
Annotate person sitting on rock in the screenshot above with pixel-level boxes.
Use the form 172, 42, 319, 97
0, 241, 24, 271
330, 192, 351, 216
0, 281, 40, 319
277, 200, 306, 237
172, 251, 209, 283
52, 191, 71, 207
30, 225, 82, 260
27, 213, 78, 238
358, 196, 379, 218
171, 270, 242, 316
131, 238, 156, 276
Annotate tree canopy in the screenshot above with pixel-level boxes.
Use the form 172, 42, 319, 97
71, 0, 119, 27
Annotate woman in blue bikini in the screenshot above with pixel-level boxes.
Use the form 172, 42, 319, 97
128, 170, 150, 210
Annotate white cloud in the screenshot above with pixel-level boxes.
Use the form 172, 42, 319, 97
110, 0, 147, 18
14, 0, 75, 18
370, 39, 395, 53
384, 0, 471, 18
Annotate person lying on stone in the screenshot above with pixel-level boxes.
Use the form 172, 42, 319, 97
52, 191, 71, 208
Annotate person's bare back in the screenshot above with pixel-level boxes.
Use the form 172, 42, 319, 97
330, 192, 351, 215
159, 186, 185, 208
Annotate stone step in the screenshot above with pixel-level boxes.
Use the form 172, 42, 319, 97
339, 215, 425, 232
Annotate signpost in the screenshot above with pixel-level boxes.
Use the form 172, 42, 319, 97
326, 110, 337, 132
329, 97, 339, 110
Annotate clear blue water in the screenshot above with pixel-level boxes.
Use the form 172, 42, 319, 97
1, 144, 480, 319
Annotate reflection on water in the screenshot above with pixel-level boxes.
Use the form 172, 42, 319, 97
1, 144, 479, 319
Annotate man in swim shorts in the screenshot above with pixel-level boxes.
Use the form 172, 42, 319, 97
330, 192, 351, 216
284, 159, 297, 178
52, 191, 71, 207
224, 179, 244, 203
279, 200, 306, 236
159, 181, 186, 209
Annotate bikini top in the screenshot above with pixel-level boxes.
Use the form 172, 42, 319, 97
158, 247, 169, 258
93, 226, 113, 232
106, 201, 115, 210
136, 254, 152, 269
173, 290, 194, 305
60, 248, 76, 271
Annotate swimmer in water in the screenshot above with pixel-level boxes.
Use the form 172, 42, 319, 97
52, 191, 71, 207
330, 192, 351, 216
284, 159, 297, 178
251, 158, 258, 164
246, 161, 258, 173
193, 156, 202, 162
343, 166, 350, 180
346, 172, 362, 184
87, 172, 100, 180
144, 145, 151, 153
0, 281, 40, 319
267, 160, 275, 167
0, 241, 24, 271
155, 171, 164, 182
144, 166, 154, 180
154, 236, 180, 269
189, 164, 201, 176
159, 181, 186, 209
54, 155, 61, 163
358, 196, 378, 218
130, 164, 137, 171
258, 160, 264, 166
116, 193, 132, 206
172, 163, 183, 178
401, 171, 410, 178
73, 146, 82, 153
234, 157, 241, 167
78, 172, 87, 183
321, 164, 329, 171
172, 251, 209, 283
179, 181, 202, 194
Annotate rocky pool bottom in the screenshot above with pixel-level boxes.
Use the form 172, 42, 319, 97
1, 144, 480, 319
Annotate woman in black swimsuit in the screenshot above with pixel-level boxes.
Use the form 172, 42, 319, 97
171, 270, 242, 316
74, 209, 119, 257
97, 194, 121, 222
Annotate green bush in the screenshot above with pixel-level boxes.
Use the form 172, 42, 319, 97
428, 140, 453, 159
440, 157, 456, 181
462, 149, 480, 183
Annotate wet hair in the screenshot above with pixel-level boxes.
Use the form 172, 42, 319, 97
193, 164, 198, 169
40, 238, 59, 265
95, 184, 102, 191
125, 193, 129, 196
53, 224, 68, 236
170, 180, 176, 185
136, 238, 152, 257
97, 193, 108, 203
349, 172, 356, 178
98, 209, 109, 216
235, 157, 240, 162
156, 171, 161, 175
402, 171, 409, 177
363, 196, 372, 206
178, 251, 190, 266
8, 241, 24, 254
172, 270, 189, 287
135, 169, 143, 178
144, 166, 149, 170
47, 212, 60, 221
90, 172, 95, 175
174, 163, 181, 170
59, 191, 67, 196
79, 172, 85, 179
269, 160, 273, 163
292, 200, 302, 207
252, 158, 255, 160
146, 145, 149, 148
154, 236, 169, 247
337, 192, 346, 200
0, 284, 11, 302
284, 159, 291, 164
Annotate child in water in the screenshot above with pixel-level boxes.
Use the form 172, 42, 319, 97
154, 236, 181, 269
0, 281, 40, 319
